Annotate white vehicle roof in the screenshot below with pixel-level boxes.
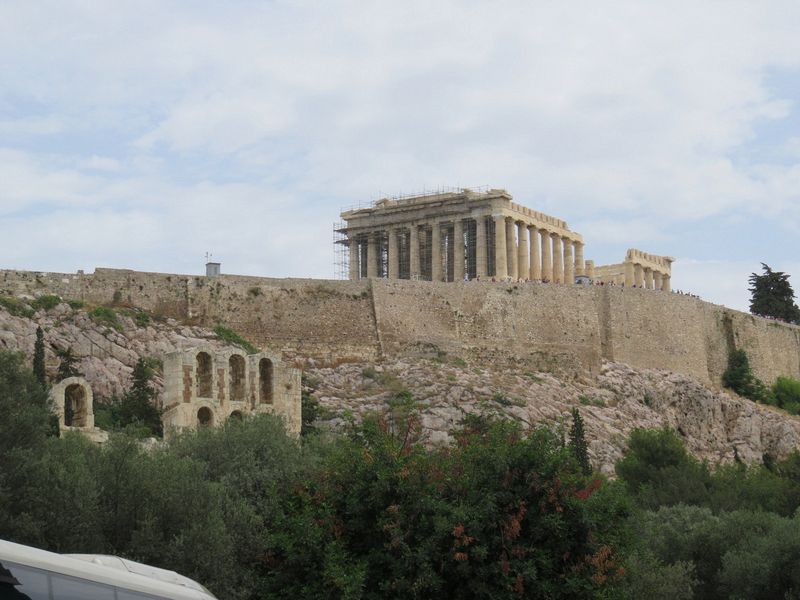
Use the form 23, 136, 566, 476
0, 539, 217, 599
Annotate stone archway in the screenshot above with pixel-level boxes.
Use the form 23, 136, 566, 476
197, 406, 214, 427
229, 410, 243, 420
229, 354, 246, 402
64, 383, 88, 427
50, 377, 95, 431
259, 358, 273, 404
196, 352, 213, 398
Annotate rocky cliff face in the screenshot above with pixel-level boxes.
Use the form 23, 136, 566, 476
2, 301, 799, 473
305, 359, 800, 475
0, 301, 227, 402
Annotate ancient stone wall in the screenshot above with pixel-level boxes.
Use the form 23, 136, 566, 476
2, 268, 799, 385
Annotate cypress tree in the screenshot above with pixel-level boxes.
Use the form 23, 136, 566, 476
119, 357, 162, 436
749, 263, 800, 323
569, 407, 591, 475
55, 346, 82, 381
33, 326, 46, 387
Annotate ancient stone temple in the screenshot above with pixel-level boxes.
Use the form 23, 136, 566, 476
338, 188, 587, 284
593, 249, 674, 290
162, 346, 301, 436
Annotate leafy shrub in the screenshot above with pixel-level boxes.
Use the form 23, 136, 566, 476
88, 306, 120, 330
0, 296, 34, 318
451, 357, 468, 368
361, 366, 378, 379
213, 325, 257, 354
722, 349, 770, 402
67, 299, 85, 310
579, 395, 606, 407
772, 376, 800, 415
31, 294, 62, 311
134, 311, 151, 327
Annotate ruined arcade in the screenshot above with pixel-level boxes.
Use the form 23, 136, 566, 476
162, 346, 301, 436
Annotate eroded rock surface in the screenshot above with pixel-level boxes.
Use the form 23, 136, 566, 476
2, 302, 799, 473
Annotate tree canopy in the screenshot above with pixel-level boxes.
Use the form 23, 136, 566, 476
748, 263, 800, 323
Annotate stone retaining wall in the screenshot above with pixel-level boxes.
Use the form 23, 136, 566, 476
2, 268, 799, 384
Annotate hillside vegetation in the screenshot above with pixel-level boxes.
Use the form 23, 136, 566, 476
4, 350, 800, 599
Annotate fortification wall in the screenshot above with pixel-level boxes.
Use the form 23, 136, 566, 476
2, 268, 799, 384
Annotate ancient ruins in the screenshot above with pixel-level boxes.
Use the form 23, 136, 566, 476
50, 376, 108, 443
593, 249, 674, 290
161, 346, 301, 436
337, 188, 671, 288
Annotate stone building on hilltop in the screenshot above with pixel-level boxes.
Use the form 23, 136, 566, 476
337, 188, 674, 290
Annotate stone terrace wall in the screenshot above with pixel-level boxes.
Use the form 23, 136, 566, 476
0, 268, 380, 364
2, 268, 799, 383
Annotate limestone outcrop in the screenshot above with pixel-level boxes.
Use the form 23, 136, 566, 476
0, 301, 227, 403
305, 359, 800, 475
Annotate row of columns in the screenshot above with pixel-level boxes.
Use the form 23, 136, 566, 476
349, 214, 585, 284
623, 261, 671, 291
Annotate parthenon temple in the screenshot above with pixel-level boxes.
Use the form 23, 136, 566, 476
338, 189, 588, 283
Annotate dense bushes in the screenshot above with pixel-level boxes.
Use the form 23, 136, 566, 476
3, 349, 800, 598
723, 348, 800, 415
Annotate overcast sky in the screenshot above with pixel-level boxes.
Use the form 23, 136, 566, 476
2, 1, 799, 312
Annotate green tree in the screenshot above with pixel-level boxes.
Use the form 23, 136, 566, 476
722, 349, 769, 402
616, 428, 713, 509
118, 357, 162, 437
33, 326, 46, 387
54, 346, 82, 381
0, 351, 55, 543
749, 263, 800, 323
569, 407, 591, 475
260, 415, 629, 598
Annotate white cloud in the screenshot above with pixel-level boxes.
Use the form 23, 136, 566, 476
1, 1, 800, 307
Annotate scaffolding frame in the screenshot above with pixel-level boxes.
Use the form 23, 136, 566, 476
333, 221, 349, 280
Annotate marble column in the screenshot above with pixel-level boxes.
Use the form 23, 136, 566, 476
494, 215, 508, 279
409, 226, 420, 280
517, 222, 529, 280
506, 218, 517, 280
624, 261, 635, 287
431, 222, 442, 282
453, 219, 465, 282
645, 268, 655, 290
654, 272, 663, 291
551, 234, 563, 283
388, 229, 399, 279
634, 263, 644, 288
366, 232, 378, 278
574, 242, 585, 277
586, 260, 595, 279
541, 229, 552, 281
476, 216, 487, 279
529, 226, 541, 280
348, 238, 359, 280
563, 237, 574, 285
662, 274, 671, 292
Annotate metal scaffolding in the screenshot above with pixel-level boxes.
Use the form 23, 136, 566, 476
333, 221, 349, 280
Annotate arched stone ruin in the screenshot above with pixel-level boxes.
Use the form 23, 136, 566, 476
161, 345, 301, 437
49, 377, 108, 444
